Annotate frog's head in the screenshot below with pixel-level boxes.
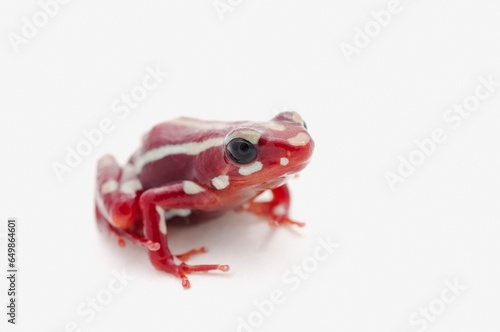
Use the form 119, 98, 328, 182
217, 111, 314, 190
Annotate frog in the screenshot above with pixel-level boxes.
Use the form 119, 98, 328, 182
95, 111, 314, 288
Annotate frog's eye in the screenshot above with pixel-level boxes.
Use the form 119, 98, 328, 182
226, 138, 258, 165
303, 121, 308, 130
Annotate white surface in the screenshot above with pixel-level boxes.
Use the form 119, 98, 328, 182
1, 0, 500, 331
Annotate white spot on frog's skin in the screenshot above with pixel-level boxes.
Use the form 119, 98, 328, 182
264, 122, 286, 131
212, 175, 230, 190
101, 180, 119, 194
164, 209, 191, 220
273, 204, 287, 216
156, 206, 167, 235
239, 161, 263, 176
120, 179, 142, 195
292, 112, 304, 125
287, 132, 310, 146
183, 181, 205, 194
280, 157, 289, 166
157, 208, 191, 234
134, 137, 224, 173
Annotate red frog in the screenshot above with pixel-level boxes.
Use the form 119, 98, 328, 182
95, 111, 314, 288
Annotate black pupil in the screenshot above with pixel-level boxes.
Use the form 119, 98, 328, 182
227, 139, 257, 164
239, 143, 249, 152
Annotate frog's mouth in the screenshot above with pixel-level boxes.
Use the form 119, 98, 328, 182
263, 176, 289, 190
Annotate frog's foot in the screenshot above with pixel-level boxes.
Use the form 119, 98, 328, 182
96, 206, 127, 247
120, 230, 161, 251
110, 228, 160, 251
241, 201, 305, 227
175, 246, 207, 261
268, 214, 305, 228
237, 185, 305, 227
150, 255, 229, 288
169, 263, 230, 289
176, 263, 230, 288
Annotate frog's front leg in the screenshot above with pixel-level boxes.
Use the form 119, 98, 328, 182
239, 184, 305, 227
139, 181, 229, 288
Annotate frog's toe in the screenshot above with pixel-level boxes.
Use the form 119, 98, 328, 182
175, 246, 207, 261
270, 215, 306, 228
175, 263, 230, 289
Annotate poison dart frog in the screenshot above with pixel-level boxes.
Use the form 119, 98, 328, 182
95, 111, 314, 288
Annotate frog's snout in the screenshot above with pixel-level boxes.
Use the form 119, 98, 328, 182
282, 130, 314, 173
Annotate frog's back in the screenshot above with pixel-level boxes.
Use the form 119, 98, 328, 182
130, 117, 244, 189
141, 117, 239, 147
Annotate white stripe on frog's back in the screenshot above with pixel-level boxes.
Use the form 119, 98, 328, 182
101, 180, 119, 194
120, 179, 142, 195
170, 118, 230, 130
134, 137, 225, 173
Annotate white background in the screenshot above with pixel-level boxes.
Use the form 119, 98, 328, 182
1, 0, 500, 331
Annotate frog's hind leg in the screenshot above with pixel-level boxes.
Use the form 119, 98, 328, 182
95, 155, 159, 251
95, 155, 123, 241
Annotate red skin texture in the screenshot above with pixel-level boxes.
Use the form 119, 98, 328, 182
95, 111, 314, 288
